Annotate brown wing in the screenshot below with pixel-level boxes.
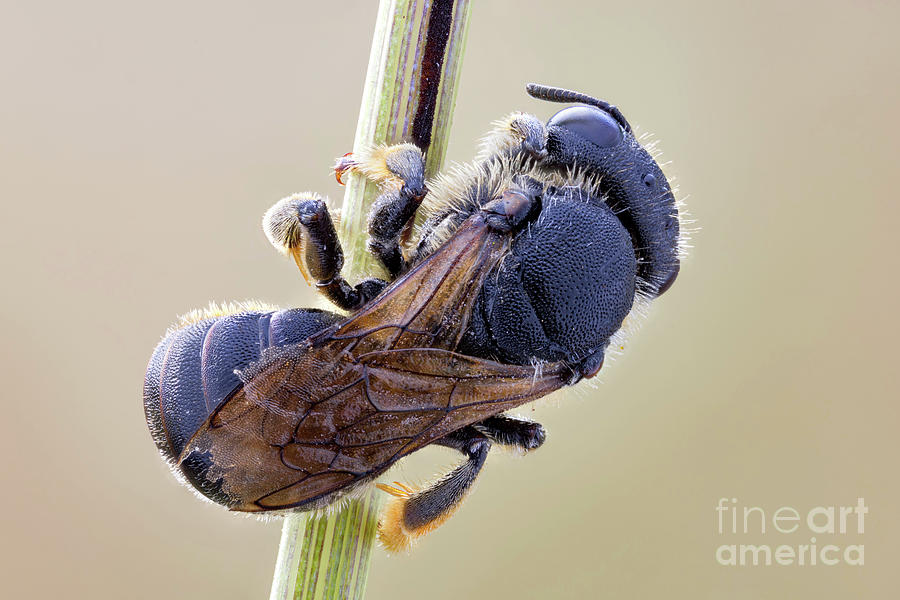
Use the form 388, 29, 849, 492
181, 215, 568, 512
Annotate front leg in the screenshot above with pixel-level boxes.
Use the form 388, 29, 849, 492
263, 193, 387, 311
334, 143, 427, 278
476, 112, 548, 162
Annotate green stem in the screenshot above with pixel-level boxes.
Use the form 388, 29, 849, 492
338, 0, 472, 277
269, 1, 471, 599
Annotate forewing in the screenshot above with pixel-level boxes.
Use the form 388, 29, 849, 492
315, 216, 506, 353
359, 348, 568, 454
182, 215, 567, 512
184, 346, 566, 511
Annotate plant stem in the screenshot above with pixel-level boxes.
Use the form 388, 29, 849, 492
269, 1, 471, 599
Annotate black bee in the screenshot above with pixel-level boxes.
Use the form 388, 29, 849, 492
143, 84, 681, 551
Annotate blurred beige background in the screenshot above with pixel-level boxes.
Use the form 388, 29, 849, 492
2, 0, 898, 598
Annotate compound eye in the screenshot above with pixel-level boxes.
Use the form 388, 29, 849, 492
548, 105, 623, 148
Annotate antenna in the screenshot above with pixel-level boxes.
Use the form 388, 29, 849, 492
526, 83, 632, 133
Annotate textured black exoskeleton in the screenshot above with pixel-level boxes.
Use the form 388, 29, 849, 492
144, 84, 682, 551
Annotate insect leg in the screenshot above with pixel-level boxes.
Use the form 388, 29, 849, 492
377, 426, 490, 552
263, 193, 387, 311
334, 144, 427, 279
476, 112, 548, 162
475, 414, 546, 451
367, 185, 423, 278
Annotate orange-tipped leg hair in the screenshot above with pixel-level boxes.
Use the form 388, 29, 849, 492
333, 143, 425, 191
333, 152, 355, 184
377, 415, 546, 552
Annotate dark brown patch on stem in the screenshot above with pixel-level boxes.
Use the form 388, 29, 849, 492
411, 0, 454, 152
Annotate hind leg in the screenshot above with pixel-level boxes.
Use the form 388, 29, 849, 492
263, 193, 388, 311
375, 413, 547, 552
377, 426, 490, 552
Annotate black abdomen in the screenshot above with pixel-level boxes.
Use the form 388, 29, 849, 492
143, 307, 341, 505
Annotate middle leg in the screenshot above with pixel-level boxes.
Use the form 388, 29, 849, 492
475, 414, 546, 452
334, 143, 427, 278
